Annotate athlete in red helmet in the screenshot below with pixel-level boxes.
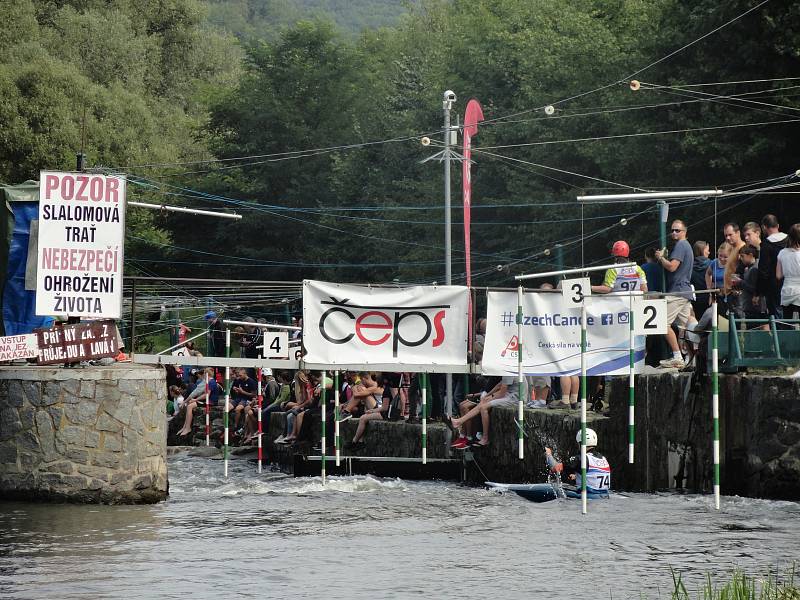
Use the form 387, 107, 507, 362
592, 240, 648, 294
611, 240, 630, 258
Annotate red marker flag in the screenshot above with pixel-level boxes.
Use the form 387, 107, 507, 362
463, 99, 484, 350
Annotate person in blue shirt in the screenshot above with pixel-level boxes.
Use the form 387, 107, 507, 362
641, 247, 664, 294
655, 220, 695, 369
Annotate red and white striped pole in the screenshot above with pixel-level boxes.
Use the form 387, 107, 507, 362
257, 367, 263, 474
204, 371, 210, 447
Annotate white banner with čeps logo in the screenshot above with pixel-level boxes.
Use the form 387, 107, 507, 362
36, 171, 126, 319
303, 280, 468, 367
482, 291, 646, 376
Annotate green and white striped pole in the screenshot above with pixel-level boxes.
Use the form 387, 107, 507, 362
422, 372, 428, 465
628, 291, 635, 464
320, 370, 327, 485
712, 295, 720, 510
580, 298, 588, 515
223, 328, 230, 478
334, 371, 340, 467
517, 285, 524, 460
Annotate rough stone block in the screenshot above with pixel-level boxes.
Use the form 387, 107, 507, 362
134, 474, 152, 489
47, 461, 76, 474
0, 441, 18, 464
106, 396, 135, 426
119, 379, 142, 396
43, 382, 64, 405
103, 433, 122, 453
6, 381, 25, 407
92, 451, 120, 469
65, 400, 99, 426
57, 425, 85, 447
76, 464, 110, 481
96, 413, 122, 433
85, 430, 100, 448
66, 448, 89, 464
47, 406, 64, 428
0, 407, 22, 441
18, 406, 35, 430
21, 380, 43, 406
35, 412, 56, 459
18, 430, 42, 454
61, 378, 80, 397
110, 471, 129, 485
79, 381, 95, 399
86, 478, 105, 491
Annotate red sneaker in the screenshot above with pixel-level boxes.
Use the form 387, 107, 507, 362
450, 436, 469, 449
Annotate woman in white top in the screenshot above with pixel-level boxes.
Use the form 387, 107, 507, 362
775, 224, 800, 320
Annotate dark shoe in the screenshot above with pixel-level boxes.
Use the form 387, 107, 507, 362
443, 415, 457, 435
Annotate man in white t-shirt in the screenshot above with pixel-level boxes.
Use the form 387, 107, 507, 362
446, 375, 519, 447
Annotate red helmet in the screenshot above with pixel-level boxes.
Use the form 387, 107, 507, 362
611, 240, 630, 258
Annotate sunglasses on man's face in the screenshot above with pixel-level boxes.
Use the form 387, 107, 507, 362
671, 228, 684, 233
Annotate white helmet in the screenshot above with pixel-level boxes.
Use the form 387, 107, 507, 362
576, 428, 598, 447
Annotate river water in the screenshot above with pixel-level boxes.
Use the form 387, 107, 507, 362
1, 453, 798, 599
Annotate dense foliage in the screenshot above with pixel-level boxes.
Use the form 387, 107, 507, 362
4, 0, 800, 286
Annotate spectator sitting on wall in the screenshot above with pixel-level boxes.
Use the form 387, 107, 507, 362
229, 368, 256, 435
274, 371, 312, 444
243, 370, 291, 443
339, 372, 382, 420
445, 375, 518, 447
450, 373, 501, 449
344, 375, 391, 451
176, 368, 219, 437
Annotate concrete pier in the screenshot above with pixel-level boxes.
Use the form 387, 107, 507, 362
0, 365, 168, 503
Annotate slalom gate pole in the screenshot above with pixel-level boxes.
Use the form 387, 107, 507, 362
321, 370, 327, 485
223, 329, 230, 478
204, 371, 210, 447
628, 291, 635, 464
517, 285, 524, 460
334, 371, 340, 467
422, 373, 428, 465
712, 295, 720, 510
580, 299, 588, 515
256, 367, 263, 474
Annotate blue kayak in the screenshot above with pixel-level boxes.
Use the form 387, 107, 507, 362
485, 481, 610, 503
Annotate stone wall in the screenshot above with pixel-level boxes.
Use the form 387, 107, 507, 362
605, 372, 800, 499
0, 365, 168, 503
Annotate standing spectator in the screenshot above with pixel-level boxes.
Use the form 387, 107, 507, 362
775, 224, 800, 323
738, 245, 768, 327
758, 214, 789, 317
205, 311, 225, 357
654, 220, 694, 368
641, 248, 664, 293
723, 222, 746, 293
691, 241, 710, 318
705, 243, 732, 316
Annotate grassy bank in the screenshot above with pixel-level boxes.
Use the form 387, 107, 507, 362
670, 565, 799, 599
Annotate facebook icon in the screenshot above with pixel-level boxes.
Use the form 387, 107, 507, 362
601, 313, 614, 325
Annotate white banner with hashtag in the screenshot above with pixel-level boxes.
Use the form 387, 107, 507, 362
482, 291, 646, 376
